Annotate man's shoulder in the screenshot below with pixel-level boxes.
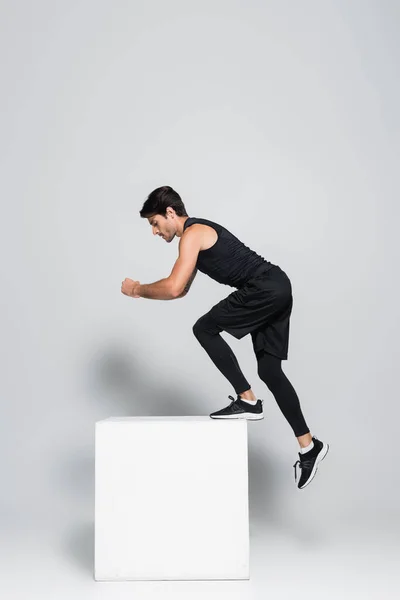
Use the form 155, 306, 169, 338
179, 223, 204, 248
180, 219, 219, 253
182, 219, 215, 237
181, 222, 204, 236
184, 217, 223, 231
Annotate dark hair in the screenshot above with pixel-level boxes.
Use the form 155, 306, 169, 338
139, 185, 188, 219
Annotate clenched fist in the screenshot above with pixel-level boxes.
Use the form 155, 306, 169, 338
121, 278, 141, 298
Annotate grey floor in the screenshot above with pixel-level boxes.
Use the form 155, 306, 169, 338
2, 505, 398, 599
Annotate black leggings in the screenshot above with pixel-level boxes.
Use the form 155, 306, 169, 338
193, 315, 310, 438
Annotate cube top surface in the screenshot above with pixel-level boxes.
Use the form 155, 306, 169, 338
96, 416, 248, 424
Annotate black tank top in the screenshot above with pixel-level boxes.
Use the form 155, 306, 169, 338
182, 216, 274, 288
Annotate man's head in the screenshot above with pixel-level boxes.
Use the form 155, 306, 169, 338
139, 185, 189, 242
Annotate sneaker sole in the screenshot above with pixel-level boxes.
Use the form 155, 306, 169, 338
299, 442, 329, 489
209, 413, 264, 420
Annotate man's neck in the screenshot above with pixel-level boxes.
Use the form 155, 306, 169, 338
176, 215, 190, 237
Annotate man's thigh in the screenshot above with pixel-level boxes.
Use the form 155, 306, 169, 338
200, 288, 268, 340
202, 270, 291, 340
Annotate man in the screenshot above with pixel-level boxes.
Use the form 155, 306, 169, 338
121, 186, 329, 489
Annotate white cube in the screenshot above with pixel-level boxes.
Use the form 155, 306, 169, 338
94, 416, 250, 581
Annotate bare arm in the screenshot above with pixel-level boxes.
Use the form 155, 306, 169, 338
138, 278, 176, 300
176, 268, 198, 298
138, 227, 201, 300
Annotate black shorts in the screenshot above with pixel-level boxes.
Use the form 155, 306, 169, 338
206, 264, 293, 360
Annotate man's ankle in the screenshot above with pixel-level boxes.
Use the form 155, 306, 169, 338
239, 392, 257, 402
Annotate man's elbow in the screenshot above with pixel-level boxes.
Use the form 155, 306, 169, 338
172, 284, 188, 299
170, 284, 184, 299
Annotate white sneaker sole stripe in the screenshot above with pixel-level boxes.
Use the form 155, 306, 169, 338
210, 412, 264, 420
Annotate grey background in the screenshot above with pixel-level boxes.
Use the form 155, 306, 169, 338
1, 0, 399, 597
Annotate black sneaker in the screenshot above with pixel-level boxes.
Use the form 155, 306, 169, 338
293, 436, 329, 489
209, 394, 264, 420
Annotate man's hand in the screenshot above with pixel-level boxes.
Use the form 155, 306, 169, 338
121, 278, 141, 298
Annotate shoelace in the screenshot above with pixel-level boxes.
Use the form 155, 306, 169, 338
293, 458, 314, 482
292, 437, 321, 481
226, 395, 243, 412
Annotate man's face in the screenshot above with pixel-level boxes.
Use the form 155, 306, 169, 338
148, 213, 175, 242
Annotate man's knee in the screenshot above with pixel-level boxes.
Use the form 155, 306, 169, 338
192, 313, 219, 338
257, 353, 283, 387
258, 368, 281, 389
192, 319, 202, 339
